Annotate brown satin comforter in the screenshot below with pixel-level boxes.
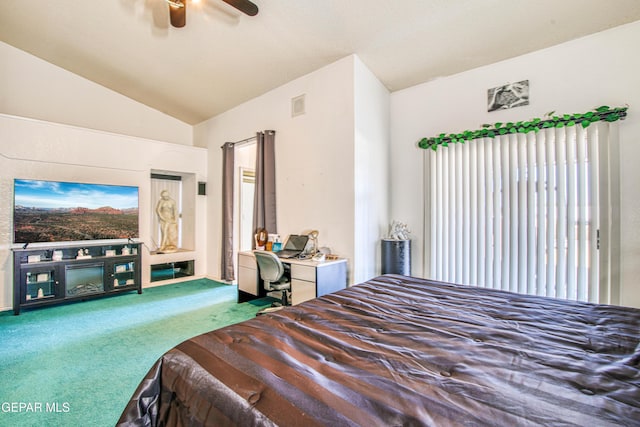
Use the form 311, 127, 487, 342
118, 275, 640, 426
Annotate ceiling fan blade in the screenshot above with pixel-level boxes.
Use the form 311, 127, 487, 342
220, 0, 259, 16
168, 0, 186, 28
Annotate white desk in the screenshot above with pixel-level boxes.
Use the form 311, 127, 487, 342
237, 251, 348, 305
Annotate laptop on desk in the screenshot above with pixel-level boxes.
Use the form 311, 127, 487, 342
277, 235, 309, 259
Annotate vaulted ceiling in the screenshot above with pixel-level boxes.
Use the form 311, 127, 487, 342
1, 0, 639, 124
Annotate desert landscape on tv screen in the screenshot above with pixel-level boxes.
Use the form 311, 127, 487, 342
14, 179, 139, 243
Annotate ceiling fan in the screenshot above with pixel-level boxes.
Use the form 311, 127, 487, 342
167, 0, 258, 28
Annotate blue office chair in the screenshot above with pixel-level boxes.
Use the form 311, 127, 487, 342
253, 250, 291, 306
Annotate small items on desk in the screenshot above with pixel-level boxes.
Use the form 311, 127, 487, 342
254, 230, 283, 252
265, 233, 281, 252
315, 247, 339, 261
252, 230, 339, 262
254, 228, 268, 250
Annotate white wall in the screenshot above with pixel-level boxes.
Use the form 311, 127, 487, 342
0, 42, 192, 146
390, 21, 640, 308
0, 114, 208, 310
195, 56, 356, 282
353, 56, 390, 280
196, 55, 389, 285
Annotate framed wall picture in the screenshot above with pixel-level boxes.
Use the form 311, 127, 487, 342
488, 80, 529, 112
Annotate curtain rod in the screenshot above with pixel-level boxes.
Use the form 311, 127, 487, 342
220, 135, 256, 149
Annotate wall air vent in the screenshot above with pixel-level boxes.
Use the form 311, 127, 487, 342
291, 94, 306, 117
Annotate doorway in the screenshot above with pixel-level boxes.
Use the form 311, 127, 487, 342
233, 142, 256, 277
239, 168, 255, 252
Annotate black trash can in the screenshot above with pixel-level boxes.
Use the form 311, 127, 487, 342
381, 239, 411, 276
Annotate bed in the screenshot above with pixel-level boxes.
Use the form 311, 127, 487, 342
117, 274, 640, 426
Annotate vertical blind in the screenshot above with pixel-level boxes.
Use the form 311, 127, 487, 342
427, 123, 612, 303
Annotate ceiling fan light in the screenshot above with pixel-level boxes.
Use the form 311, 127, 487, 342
167, 0, 257, 28
168, 0, 186, 27
167, 0, 185, 8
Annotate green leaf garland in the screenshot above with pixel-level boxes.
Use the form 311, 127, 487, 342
418, 106, 628, 151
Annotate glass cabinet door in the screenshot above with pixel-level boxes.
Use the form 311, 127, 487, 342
112, 261, 136, 288
24, 269, 57, 302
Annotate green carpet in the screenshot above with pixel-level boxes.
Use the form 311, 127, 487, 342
0, 279, 271, 426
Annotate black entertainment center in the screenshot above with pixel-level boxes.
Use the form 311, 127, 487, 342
11, 178, 143, 314
12, 242, 142, 315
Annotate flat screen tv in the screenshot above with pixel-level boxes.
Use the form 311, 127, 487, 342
13, 179, 139, 244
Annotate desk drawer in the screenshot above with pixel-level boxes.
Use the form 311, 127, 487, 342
238, 253, 256, 269
290, 264, 316, 282
291, 279, 315, 305
238, 266, 259, 295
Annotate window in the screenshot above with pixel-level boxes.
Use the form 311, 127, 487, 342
424, 122, 620, 304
